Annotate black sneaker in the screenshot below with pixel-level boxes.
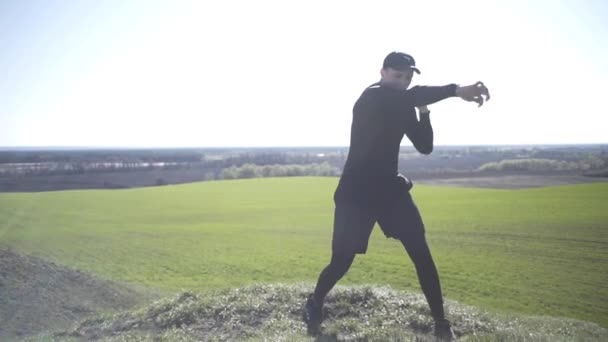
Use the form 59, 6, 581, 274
303, 294, 322, 335
434, 319, 456, 341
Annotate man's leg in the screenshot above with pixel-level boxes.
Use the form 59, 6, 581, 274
399, 234, 445, 321
400, 235, 456, 340
304, 199, 374, 334
377, 191, 446, 320
312, 251, 356, 303
377, 188, 456, 340
315, 199, 374, 302
304, 251, 356, 334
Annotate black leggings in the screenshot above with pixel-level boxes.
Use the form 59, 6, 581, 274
312, 235, 445, 321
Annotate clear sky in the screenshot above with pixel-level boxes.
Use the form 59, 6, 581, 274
1, 0, 607, 148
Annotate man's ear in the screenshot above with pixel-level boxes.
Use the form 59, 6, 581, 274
380, 68, 386, 78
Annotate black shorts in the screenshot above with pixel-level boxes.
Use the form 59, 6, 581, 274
332, 177, 425, 255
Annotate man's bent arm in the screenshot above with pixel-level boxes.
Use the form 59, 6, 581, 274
405, 109, 433, 155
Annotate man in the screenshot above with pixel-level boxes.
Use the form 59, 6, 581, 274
303, 51, 490, 340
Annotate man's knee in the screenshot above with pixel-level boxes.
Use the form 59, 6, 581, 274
329, 252, 355, 273
400, 234, 431, 258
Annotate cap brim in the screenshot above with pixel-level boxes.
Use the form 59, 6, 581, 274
392, 65, 421, 74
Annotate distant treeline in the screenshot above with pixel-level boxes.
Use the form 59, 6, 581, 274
221, 162, 340, 179
477, 157, 607, 172
1, 146, 607, 180
0, 150, 347, 177
0, 149, 204, 164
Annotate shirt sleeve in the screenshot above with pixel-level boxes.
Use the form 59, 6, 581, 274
408, 84, 458, 107
404, 110, 434, 155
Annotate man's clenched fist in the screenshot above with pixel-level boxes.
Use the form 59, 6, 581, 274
455, 82, 491, 107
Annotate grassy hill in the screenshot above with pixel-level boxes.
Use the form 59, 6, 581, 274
1, 177, 607, 329
39, 284, 607, 341
0, 248, 156, 339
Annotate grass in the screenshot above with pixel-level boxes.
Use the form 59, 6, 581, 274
0, 248, 156, 339
27, 284, 608, 341
1, 177, 607, 328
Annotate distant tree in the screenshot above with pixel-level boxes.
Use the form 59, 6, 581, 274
221, 166, 238, 179
204, 172, 216, 181
261, 165, 273, 177
237, 164, 260, 178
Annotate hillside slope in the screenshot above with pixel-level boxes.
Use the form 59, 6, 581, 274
0, 248, 156, 340
51, 284, 607, 341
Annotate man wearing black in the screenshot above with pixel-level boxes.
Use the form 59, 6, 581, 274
303, 52, 490, 341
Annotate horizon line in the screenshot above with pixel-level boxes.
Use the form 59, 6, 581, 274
1, 143, 607, 151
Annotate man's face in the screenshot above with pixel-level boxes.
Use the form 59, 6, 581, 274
380, 67, 414, 90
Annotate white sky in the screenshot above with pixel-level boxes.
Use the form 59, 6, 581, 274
1, 0, 607, 147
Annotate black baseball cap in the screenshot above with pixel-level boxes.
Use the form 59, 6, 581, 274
382, 51, 421, 74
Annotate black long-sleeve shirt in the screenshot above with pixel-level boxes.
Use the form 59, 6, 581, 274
334, 82, 458, 204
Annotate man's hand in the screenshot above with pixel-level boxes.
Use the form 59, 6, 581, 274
455, 81, 491, 107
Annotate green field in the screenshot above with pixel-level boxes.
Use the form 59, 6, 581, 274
1, 177, 607, 327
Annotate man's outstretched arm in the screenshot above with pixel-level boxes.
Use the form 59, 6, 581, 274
409, 84, 458, 107
410, 82, 491, 107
